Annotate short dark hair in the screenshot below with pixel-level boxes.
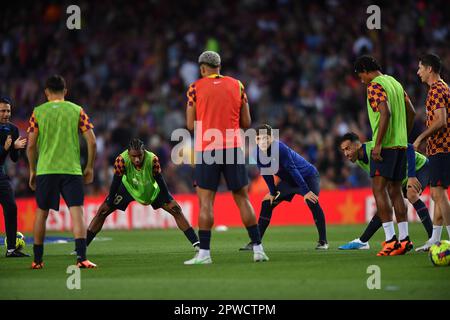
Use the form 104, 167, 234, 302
354, 55, 382, 73
0, 96, 12, 105
339, 132, 360, 145
256, 124, 272, 136
419, 53, 442, 74
128, 138, 145, 151
45, 75, 66, 93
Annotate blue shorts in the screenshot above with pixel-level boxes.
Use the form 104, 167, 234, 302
272, 173, 321, 205
429, 153, 450, 188
370, 148, 406, 181
194, 148, 248, 192
36, 174, 84, 211
402, 161, 430, 197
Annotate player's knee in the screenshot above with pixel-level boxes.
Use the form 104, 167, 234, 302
199, 201, 213, 215
170, 204, 182, 216
430, 188, 444, 202
406, 189, 419, 203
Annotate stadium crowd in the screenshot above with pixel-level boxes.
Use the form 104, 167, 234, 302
1, 0, 449, 197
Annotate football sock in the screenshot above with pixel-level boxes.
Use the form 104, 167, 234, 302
86, 230, 97, 246
246, 224, 262, 245
430, 225, 443, 243
258, 200, 273, 239
398, 222, 409, 241
75, 238, 87, 262
183, 227, 199, 246
306, 200, 327, 242
412, 199, 433, 238
198, 230, 211, 250
382, 221, 396, 242
197, 249, 210, 259
33, 244, 44, 263
359, 215, 382, 243
253, 243, 264, 253
447, 226, 450, 239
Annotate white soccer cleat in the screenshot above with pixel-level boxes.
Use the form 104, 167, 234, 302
184, 255, 212, 265
415, 241, 433, 252
253, 251, 269, 262
316, 241, 329, 250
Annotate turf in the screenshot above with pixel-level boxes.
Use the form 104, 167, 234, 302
0, 224, 449, 300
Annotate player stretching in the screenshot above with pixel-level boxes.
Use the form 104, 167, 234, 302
354, 56, 416, 256
240, 124, 328, 251
27, 75, 97, 269
414, 53, 450, 251
184, 51, 268, 264
84, 138, 199, 251
0, 97, 28, 257
338, 132, 433, 250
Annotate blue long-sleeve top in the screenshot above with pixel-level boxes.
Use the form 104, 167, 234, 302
406, 143, 416, 178
0, 123, 20, 167
256, 140, 318, 196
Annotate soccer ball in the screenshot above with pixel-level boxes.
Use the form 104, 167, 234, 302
4, 232, 26, 251
429, 240, 450, 267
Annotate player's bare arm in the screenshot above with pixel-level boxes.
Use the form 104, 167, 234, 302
240, 101, 251, 129
372, 101, 391, 162
404, 92, 416, 136
413, 107, 447, 151
26, 131, 38, 191
82, 128, 97, 184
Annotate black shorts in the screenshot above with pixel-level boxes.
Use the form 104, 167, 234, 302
429, 153, 450, 188
402, 161, 430, 197
109, 182, 174, 211
36, 174, 84, 211
370, 148, 406, 181
194, 148, 248, 192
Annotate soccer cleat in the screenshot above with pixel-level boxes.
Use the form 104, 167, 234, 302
70, 250, 77, 255
184, 255, 212, 265
239, 242, 253, 251
31, 261, 44, 269
376, 240, 400, 256
316, 241, 329, 250
77, 260, 97, 268
339, 239, 370, 250
415, 241, 433, 252
6, 250, 31, 258
253, 251, 269, 262
390, 238, 413, 255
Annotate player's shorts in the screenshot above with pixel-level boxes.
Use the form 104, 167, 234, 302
108, 182, 174, 211
272, 172, 321, 205
194, 148, 248, 192
402, 161, 430, 197
36, 174, 84, 211
370, 148, 406, 181
429, 152, 450, 188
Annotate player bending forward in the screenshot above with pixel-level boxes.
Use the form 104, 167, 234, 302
84, 139, 199, 251
338, 132, 432, 252
240, 124, 328, 251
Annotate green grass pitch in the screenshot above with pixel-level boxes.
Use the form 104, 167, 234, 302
1, 224, 449, 299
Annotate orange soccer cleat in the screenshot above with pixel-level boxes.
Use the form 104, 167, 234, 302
377, 240, 400, 256
390, 238, 414, 256
31, 261, 44, 269
76, 260, 97, 268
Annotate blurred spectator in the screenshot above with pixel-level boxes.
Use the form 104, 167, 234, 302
1, 0, 449, 196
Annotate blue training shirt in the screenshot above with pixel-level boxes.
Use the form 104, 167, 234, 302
256, 140, 318, 196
